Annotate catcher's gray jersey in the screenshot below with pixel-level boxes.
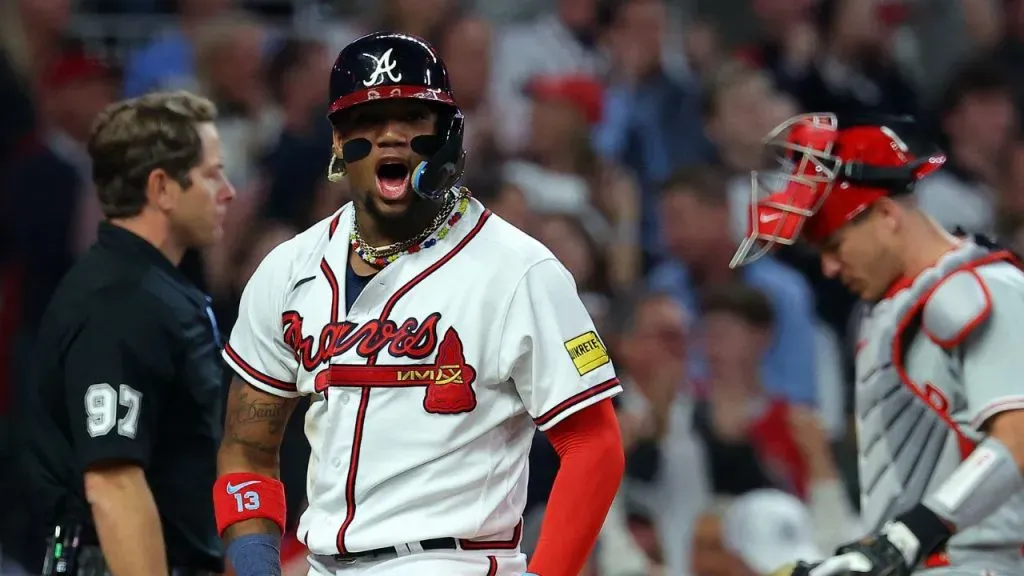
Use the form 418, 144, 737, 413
855, 241, 1024, 573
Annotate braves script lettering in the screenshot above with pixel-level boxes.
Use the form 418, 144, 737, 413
282, 311, 441, 370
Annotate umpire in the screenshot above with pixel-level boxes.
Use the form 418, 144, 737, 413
21, 91, 236, 576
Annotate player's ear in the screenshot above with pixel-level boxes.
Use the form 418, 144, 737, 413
327, 128, 348, 182
331, 127, 345, 153
327, 152, 346, 182
872, 197, 903, 234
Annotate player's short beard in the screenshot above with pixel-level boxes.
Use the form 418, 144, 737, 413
356, 186, 444, 244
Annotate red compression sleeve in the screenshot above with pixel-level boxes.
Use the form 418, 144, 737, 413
528, 399, 625, 576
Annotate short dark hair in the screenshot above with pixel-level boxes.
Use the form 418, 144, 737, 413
88, 90, 217, 218
660, 164, 729, 206
940, 58, 1012, 117
699, 283, 775, 329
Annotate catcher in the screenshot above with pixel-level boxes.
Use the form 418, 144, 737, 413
731, 113, 1024, 576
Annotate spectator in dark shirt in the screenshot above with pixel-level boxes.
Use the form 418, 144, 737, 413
259, 37, 333, 231
782, 0, 918, 119
5, 50, 116, 333
693, 284, 809, 498
735, 0, 818, 93
915, 58, 1017, 234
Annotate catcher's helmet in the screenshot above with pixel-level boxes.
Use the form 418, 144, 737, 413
326, 32, 465, 201
730, 112, 946, 268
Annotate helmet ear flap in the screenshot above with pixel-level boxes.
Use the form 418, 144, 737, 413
411, 109, 466, 200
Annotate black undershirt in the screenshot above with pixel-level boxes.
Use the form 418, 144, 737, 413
345, 260, 375, 310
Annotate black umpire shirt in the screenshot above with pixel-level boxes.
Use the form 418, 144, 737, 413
23, 222, 224, 572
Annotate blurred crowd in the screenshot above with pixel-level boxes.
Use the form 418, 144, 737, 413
4, 0, 1024, 574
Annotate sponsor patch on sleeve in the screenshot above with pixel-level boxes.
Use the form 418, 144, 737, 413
564, 331, 610, 376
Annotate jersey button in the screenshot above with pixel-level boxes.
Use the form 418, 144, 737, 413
339, 392, 350, 404
332, 458, 342, 468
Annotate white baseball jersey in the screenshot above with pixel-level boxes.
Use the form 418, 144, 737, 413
222, 196, 622, 556
854, 240, 1024, 570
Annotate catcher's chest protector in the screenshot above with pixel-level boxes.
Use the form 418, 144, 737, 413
854, 241, 1024, 558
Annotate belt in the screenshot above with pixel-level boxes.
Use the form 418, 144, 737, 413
333, 537, 458, 562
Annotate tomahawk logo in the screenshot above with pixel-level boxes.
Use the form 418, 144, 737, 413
363, 48, 402, 86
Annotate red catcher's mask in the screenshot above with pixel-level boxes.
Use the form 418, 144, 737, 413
730, 113, 946, 269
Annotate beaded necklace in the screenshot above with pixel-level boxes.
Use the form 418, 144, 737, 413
350, 188, 471, 268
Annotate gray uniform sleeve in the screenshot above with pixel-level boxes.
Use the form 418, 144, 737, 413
956, 266, 1024, 429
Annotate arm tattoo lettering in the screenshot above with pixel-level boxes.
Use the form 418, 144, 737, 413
237, 400, 286, 434
223, 380, 294, 459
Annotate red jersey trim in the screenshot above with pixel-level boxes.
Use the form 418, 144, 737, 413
534, 377, 621, 428
329, 210, 343, 239
224, 342, 297, 392
458, 519, 523, 550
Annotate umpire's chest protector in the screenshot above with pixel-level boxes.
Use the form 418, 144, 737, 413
853, 240, 1020, 533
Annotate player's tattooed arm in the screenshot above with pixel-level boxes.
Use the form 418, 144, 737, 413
218, 377, 300, 539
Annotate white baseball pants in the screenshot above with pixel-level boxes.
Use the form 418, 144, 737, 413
305, 549, 528, 576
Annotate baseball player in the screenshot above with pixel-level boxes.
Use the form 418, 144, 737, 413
211, 32, 625, 576
731, 112, 1024, 576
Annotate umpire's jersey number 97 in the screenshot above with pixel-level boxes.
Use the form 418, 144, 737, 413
22, 223, 225, 573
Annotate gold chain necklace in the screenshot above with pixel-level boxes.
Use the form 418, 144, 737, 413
350, 188, 469, 268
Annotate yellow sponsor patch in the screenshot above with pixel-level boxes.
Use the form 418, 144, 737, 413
564, 331, 610, 376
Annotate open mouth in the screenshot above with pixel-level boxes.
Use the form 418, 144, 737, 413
376, 162, 411, 201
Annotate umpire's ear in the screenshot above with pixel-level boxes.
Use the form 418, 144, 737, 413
146, 167, 182, 211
